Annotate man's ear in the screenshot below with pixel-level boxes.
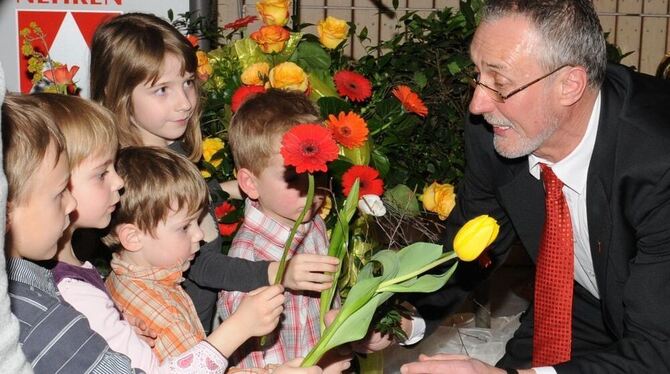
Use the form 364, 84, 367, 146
237, 168, 260, 199
559, 66, 588, 106
117, 223, 143, 252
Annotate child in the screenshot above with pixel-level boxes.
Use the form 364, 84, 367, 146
219, 89, 331, 368
39, 93, 229, 373
90, 12, 339, 332
103, 146, 287, 366
1, 93, 139, 373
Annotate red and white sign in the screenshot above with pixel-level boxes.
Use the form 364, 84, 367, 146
1, 1, 188, 97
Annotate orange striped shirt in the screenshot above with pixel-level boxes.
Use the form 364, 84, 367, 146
106, 254, 205, 361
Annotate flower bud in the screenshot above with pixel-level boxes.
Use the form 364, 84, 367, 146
453, 215, 499, 261
358, 194, 387, 217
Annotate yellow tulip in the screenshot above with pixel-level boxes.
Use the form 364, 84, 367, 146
256, 0, 290, 26
317, 16, 349, 49
453, 215, 500, 262
201, 137, 225, 178
241, 62, 270, 86
268, 62, 309, 92
420, 181, 456, 220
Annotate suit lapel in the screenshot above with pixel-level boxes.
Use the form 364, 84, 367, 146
585, 77, 619, 302
498, 164, 545, 262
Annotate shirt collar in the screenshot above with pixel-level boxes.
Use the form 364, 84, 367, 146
244, 198, 313, 244
529, 92, 601, 194
6, 257, 60, 297
110, 253, 185, 286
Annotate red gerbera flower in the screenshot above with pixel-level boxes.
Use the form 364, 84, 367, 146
333, 70, 372, 102
326, 111, 369, 149
224, 15, 258, 30
341, 165, 384, 197
281, 124, 339, 174
214, 201, 236, 220
218, 221, 241, 236
231, 85, 266, 112
392, 85, 428, 117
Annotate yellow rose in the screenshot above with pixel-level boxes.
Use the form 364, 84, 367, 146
250, 25, 291, 54
241, 62, 270, 86
420, 181, 456, 220
201, 137, 225, 178
317, 16, 349, 49
196, 51, 213, 81
256, 0, 290, 26
453, 215, 500, 262
268, 62, 309, 92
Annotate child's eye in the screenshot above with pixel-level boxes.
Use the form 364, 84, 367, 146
154, 86, 167, 96
184, 79, 195, 88
98, 171, 109, 180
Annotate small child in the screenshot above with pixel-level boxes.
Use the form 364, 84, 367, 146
2, 93, 139, 373
219, 89, 332, 368
90, 12, 339, 332
37, 93, 230, 373
103, 146, 286, 364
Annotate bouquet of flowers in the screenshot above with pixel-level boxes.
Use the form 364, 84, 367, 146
173, 0, 475, 359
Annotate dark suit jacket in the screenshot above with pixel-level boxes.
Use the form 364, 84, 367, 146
413, 64, 670, 373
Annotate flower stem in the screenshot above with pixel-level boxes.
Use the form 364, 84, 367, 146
260, 174, 314, 347
273, 173, 315, 284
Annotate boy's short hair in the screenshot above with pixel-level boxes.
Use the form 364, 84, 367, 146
228, 89, 320, 175
103, 146, 208, 250
1, 94, 66, 204
30, 93, 118, 170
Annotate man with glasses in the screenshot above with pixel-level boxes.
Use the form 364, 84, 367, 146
400, 0, 670, 373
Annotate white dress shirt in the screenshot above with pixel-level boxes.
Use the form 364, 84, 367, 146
527, 93, 602, 374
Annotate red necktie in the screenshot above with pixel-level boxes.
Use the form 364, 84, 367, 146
532, 164, 574, 366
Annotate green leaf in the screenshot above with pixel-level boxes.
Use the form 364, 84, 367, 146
413, 71, 428, 89
168, 9, 174, 21
317, 96, 351, 118
342, 140, 371, 166
296, 41, 331, 71
308, 70, 338, 100
380, 263, 456, 293
371, 149, 390, 177
383, 184, 421, 216
395, 242, 445, 278
274, 32, 303, 63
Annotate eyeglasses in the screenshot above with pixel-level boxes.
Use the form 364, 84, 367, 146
470, 64, 572, 103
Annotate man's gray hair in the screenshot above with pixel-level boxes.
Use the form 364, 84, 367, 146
482, 0, 607, 88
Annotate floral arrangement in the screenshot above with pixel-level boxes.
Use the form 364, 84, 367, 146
173, 0, 467, 344
20, 22, 81, 95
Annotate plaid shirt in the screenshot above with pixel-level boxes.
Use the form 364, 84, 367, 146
106, 254, 205, 362
218, 199, 326, 368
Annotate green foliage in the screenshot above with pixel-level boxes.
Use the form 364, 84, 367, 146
354, 2, 481, 189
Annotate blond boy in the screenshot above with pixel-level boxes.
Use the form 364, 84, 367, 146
218, 89, 332, 368
104, 146, 286, 362
2, 93, 138, 373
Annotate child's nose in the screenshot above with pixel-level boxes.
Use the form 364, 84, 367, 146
192, 224, 204, 243
64, 189, 77, 215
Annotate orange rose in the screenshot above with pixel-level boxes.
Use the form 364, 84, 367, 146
241, 62, 270, 86
256, 0, 290, 26
250, 25, 291, 54
196, 51, 213, 81
268, 62, 309, 92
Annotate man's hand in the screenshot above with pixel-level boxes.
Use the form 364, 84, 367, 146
400, 354, 535, 374
269, 254, 339, 291
123, 311, 157, 347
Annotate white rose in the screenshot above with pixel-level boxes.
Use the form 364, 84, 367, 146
358, 194, 387, 217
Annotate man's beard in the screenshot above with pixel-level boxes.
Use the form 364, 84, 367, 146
485, 113, 558, 159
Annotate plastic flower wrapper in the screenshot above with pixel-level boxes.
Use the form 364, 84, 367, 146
302, 214, 500, 366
